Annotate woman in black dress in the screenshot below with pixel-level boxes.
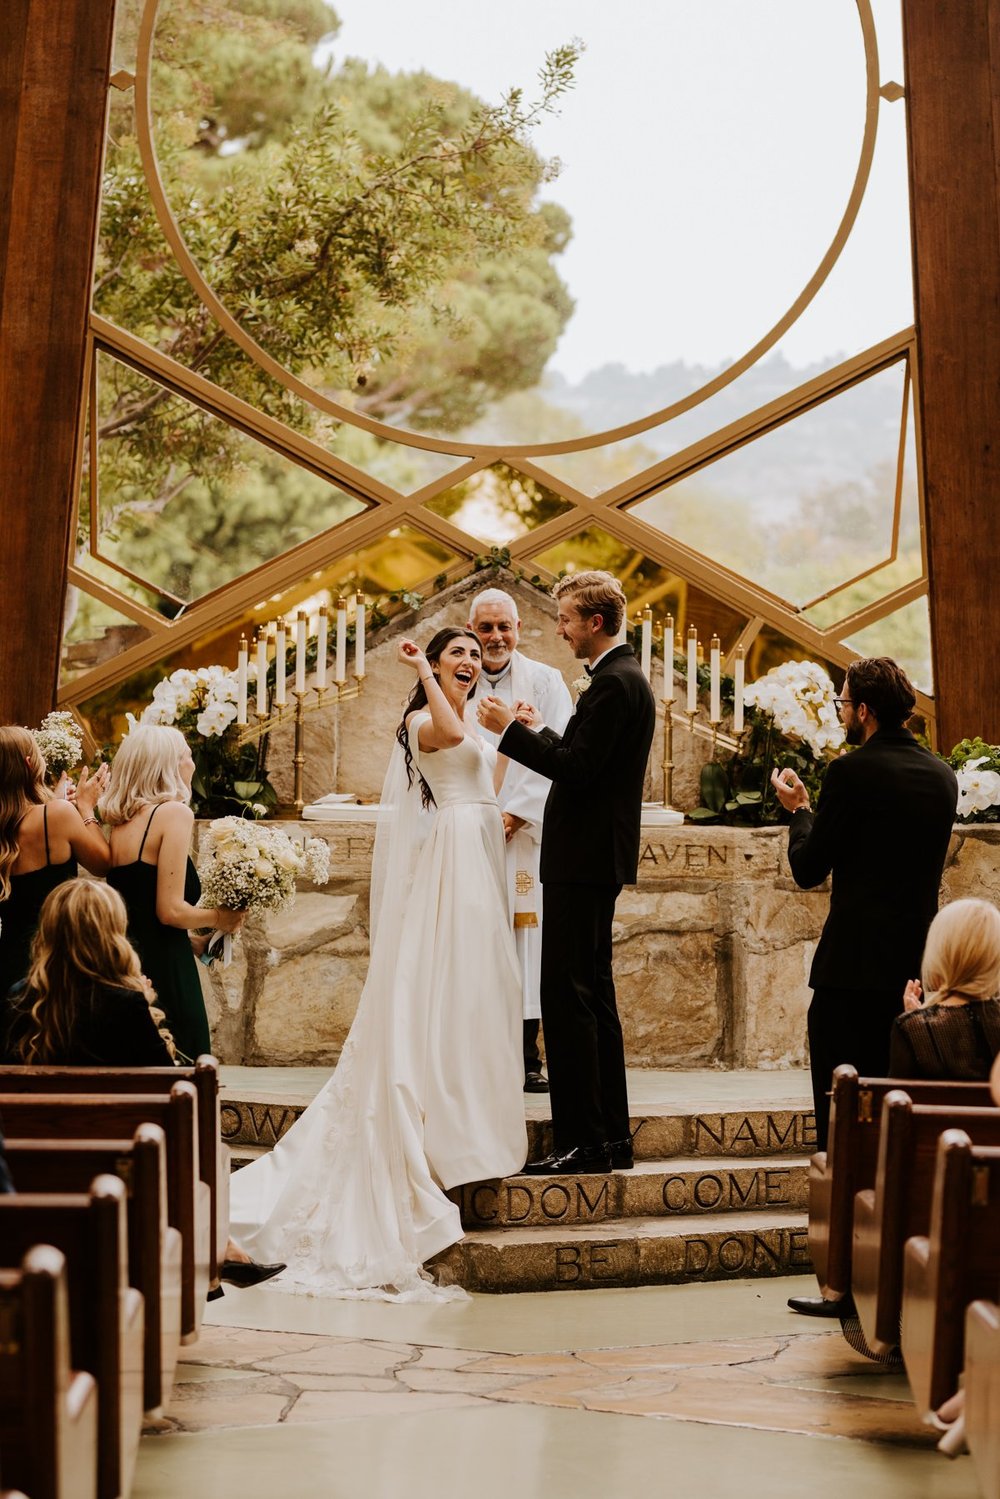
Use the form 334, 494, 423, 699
3, 879, 174, 1065
103, 725, 242, 1064
0, 725, 111, 1020
890, 897, 1000, 1080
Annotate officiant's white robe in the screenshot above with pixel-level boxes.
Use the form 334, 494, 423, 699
471, 651, 573, 1020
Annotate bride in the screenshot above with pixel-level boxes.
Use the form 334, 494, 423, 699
228, 626, 528, 1299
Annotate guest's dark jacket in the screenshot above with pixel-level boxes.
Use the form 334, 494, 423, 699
787, 727, 957, 991
500, 644, 656, 886
2, 980, 175, 1067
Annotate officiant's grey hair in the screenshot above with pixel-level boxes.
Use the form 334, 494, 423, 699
468, 588, 519, 624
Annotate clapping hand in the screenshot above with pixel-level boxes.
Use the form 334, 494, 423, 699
73, 762, 110, 817
903, 979, 923, 1011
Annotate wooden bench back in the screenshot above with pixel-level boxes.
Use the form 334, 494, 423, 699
901, 1134, 1000, 1414
0, 1245, 98, 1499
810, 1066, 993, 1293
965, 1297, 1000, 1499
0, 1181, 137, 1499
853, 1097, 1000, 1353
0, 1057, 225, 1277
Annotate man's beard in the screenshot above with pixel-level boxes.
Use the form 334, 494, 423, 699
845, 721, 864, 746
483, 649, 512, 674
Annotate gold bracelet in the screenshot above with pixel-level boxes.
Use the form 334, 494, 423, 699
82, 815, 100, 828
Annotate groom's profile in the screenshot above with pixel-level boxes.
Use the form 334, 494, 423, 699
477, 571, 655, 1174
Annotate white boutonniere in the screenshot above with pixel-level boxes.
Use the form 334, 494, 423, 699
572, 674, 591, 698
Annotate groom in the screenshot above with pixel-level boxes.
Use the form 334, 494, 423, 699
478, 570, 655, 1174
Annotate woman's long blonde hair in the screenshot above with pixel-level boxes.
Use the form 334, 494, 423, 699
100, 724, 190, 826
14, 880, 174, 1064
922, 898, 1000, 1006
0, 726, 49, 901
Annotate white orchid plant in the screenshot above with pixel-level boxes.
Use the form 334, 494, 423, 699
947, 739, 1000, 824
691, 659, 844, 826
136, 664, 277, 819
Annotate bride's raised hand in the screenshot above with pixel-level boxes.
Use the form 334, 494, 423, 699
397, 639, 429, 675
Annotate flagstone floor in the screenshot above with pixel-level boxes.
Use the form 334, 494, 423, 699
135, 1275, 977, 1499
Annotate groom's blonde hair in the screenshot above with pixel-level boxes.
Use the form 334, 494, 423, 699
553, 571, 626, 637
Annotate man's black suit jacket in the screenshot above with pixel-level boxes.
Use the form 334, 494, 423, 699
499, 644, 655, 887
787, 727, 957, 991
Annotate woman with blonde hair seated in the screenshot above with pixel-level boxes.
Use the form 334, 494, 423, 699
0, 724, 110, 1018
102, 724, 242, 1064
890, 897, 1000, 1080
2, 880, 174, 1065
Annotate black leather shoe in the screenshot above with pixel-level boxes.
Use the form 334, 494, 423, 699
221, 1258, 286, 1288
207, 1285, 225, 1302
523, 1071, 549, 1093
521, 1144, 612, 1175
787, 1294, 852, 1318
608, 1137, 634, 1170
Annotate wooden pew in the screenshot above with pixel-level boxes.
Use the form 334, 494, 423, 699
0, 1086, 210, 1339
0, 1244, 98, 1499
3, 1126, 182, 1415
965, 1295, 1000, 1499
808, 1067, 992, 1296
901, 1133, 1000, 1417
0, 1057, 228, 1283
852, 1095, 1000, 1356
0, 1180, 142, 1499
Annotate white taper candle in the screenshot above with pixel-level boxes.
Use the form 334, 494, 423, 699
316, 607, 328, 690
295, 610, 307, 694
355, 592, 366, 678
709, 634, 721, 722
734, 646, 746, 733
686, 626, 698, 714
275, 620, 287, 705
335, 596, 347, 683
663, 614, 675, 701
256, 632, 267, 717
236, 636, 248, 725
640, 607, 652, 681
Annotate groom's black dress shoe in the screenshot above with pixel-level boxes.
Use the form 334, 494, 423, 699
521, 1144, 612, 1175
787, 1293, 852, 1318
523, 1071, 549, 1093
220, 1258, 287, 1288
608, 1137, 634, 1171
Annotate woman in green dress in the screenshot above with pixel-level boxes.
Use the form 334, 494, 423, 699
103, 725, 243, 1063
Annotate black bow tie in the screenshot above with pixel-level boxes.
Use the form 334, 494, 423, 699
584, 664, 594, 677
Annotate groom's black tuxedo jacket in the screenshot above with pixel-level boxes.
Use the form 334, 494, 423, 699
500, 644, 655, 887
787, 727, 957, 992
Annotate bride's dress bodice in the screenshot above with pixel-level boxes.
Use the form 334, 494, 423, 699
417, 729, 497, 809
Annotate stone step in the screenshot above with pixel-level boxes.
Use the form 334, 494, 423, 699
452, 1155, 810, 1229
220, 1094, 816, 1162
432, 1209, 811, 1293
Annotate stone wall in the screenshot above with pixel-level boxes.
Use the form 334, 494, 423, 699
195, 819, 1000, 1072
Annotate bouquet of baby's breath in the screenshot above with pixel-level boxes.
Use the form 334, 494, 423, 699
32, 710, 83, 778
198, 817, 331, 915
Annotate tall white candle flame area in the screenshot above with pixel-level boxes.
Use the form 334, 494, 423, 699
234, 593, 368, 815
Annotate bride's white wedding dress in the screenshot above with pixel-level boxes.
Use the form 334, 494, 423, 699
228, 713, 527, 1299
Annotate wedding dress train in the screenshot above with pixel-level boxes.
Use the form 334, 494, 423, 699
228, 714, 527, 1299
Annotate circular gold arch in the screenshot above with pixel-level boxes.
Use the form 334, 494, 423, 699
134, 0, 880, 459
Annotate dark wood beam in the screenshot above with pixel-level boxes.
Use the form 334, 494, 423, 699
901, 0, 1000, 748
0, 0, 115, 724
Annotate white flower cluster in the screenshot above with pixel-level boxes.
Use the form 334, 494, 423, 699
743, 660, 844, 759
32, 710, 83, 775
141, 664, 250, 738
198, 817, 331, 914
956, 757, 1000, 819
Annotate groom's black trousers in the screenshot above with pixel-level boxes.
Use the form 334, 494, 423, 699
540, 881, 629, 1152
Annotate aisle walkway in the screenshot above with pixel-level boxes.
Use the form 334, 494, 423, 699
134, 1275, 975, 1499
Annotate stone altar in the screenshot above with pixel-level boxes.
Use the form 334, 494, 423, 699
195, 819, 1000, 1071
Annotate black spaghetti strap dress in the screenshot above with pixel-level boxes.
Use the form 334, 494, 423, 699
0, 805, 76, 1018
108, 805, 211, 1064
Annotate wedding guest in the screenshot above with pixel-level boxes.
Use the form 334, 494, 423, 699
478, 571, 656, 1175
102, 724, 242, 1063
468, 587, 573, 1092
889, 898, 1000, 1079
2, 880, 175, 1065
0, 724, 111, 1018
771, 656, 957, 1318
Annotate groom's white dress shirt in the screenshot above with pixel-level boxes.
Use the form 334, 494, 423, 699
471, 650, 573, 1020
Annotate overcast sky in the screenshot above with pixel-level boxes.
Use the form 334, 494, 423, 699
318, 0, 911, 382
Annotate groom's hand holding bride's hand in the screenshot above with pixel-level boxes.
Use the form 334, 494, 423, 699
477, 695, 516, 734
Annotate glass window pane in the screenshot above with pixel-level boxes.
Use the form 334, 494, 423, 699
61, 590, 153, 689
842, 595, 932, 696
423, 463, 573, 543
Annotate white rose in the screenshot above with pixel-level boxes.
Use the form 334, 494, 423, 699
254, 859, 275, 879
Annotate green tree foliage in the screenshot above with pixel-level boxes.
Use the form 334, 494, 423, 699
90, 1, 579, 600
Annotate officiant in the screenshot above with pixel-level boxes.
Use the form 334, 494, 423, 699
468, 588, 573, 1092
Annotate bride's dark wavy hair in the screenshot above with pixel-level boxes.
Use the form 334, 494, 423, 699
395, 627, 481, 809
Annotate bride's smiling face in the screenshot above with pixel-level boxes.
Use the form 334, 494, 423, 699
433, 638, 482, 697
